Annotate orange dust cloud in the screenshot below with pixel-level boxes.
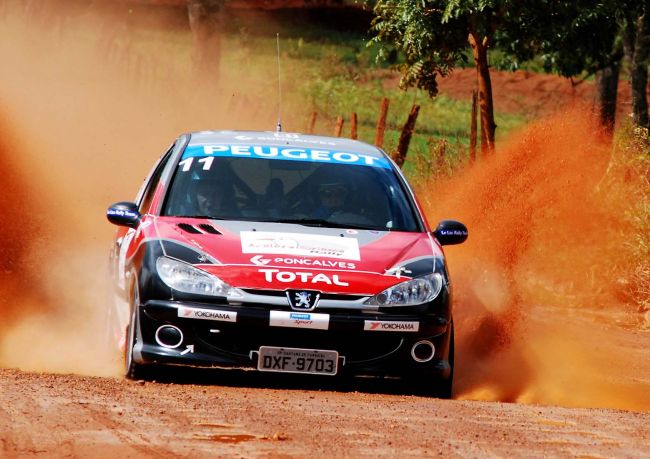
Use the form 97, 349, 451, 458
422, 110, 650, 410
0, 1, 285, 375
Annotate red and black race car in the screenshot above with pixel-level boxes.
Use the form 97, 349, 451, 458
107, 130, 467, 397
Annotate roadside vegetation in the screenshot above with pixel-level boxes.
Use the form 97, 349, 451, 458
11, 0, 648, 315
611, 124, 650, 317
209, 12, 528, 174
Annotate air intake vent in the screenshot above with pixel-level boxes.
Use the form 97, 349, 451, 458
199, 224, 221, 235
177, 223, 201, 234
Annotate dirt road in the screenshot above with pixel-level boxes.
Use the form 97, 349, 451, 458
1, 3, 649, 457
1, 366, 648, 458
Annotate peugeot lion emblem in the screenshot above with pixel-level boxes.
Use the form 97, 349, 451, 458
286, 290, 320, 311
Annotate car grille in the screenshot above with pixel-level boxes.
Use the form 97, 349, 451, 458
241, 289, 365, 302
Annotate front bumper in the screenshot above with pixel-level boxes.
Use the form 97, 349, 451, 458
134, 300, 452, 379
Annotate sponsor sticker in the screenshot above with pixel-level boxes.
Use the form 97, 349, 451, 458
363, 320, 420, 332
241, 231, 360, 261
269, 310, 330, 330
250, 255, 356, 270
181, 144, 391, 169
107, 208, 139, 219
260, 268, 349, 286
178, 306, 237, 322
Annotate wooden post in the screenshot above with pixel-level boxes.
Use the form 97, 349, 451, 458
375, 97, 390, 148
470, 89, 478, 162
334, 116, 344, 137
307, 111, 317, 134
350, 112, 358, 139
393, 104, 420, 168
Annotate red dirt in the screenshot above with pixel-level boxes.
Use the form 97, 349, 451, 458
437, 67, 635, 119
0, 3, 649, 457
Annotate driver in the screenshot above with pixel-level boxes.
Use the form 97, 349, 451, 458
312, 181, 350, 219
194, 179, 226, 216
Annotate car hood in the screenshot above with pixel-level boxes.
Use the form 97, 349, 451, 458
151, 217, 443, 295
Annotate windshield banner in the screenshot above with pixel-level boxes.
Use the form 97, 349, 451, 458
182, 145, 391, 169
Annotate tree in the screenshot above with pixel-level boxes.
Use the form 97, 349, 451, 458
370, 1, 644, 141
496, 1, 624, 133
624, 1, 650, 129
371, 0, 503, 154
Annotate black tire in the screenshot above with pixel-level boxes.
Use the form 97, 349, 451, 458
410, 321, 454, 399
124, 283, 151, 380
436, 321, 454, 399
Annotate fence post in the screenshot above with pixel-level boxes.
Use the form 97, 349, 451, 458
375, 97, 390, 148
393, 104, 420, 168
470, 89, 478, 162
350, 112, 358, 139
307, 111, 317, 134
334, 116, 344, 137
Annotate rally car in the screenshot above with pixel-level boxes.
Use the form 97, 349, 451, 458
106, 130, 467, 397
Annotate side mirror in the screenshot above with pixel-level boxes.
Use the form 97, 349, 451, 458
107, 202, 141, 228
433, 220, 468, 246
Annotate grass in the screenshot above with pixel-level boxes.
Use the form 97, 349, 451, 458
46, 2, 529, 174
610, 123, 650, 314
217, 28, 527, 174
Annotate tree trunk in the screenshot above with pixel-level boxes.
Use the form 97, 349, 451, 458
631, 6, 650, 129
468, 31, 496, 155
470, 89, 478, 162
594, 63, 620, 133
187, 0, 223, 82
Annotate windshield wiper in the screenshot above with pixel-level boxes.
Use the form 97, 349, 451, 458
274, 218, 377, 230
172, 215, 227, 220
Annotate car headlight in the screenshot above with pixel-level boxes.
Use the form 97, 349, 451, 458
364, 273, 443, 307
156, 256, 244, 298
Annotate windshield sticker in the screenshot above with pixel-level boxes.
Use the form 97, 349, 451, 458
181, 145, 391, 169
241, 231, 360, 261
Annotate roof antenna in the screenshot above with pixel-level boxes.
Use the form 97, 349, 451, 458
276, 33, 283, 133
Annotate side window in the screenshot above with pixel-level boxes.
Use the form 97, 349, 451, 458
138, 144, 176, 214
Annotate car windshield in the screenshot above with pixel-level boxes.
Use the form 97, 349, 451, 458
162, 146, 421, 232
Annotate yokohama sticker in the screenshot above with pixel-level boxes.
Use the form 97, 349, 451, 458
269, 310, 330, 330
241, 231, 360, 260
178, 306, 237, 322
364, 320, 420, 332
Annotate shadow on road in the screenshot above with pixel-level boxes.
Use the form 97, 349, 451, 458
140, 366, 444, 398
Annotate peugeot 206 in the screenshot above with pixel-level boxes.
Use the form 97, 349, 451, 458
106, 130, 467, 397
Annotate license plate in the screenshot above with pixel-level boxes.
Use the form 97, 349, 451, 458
257, 346, 338, 376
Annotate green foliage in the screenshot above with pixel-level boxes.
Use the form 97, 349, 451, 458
495, 1, 627, 77
369, 0, 644, 96
370, 0, 470, 97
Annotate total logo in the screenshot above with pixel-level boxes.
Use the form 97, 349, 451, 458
259, 268, 349, 286
250, 255, 356, 270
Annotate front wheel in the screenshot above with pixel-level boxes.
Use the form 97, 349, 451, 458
410, 321, 454, 399
124, 283, 150, 380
